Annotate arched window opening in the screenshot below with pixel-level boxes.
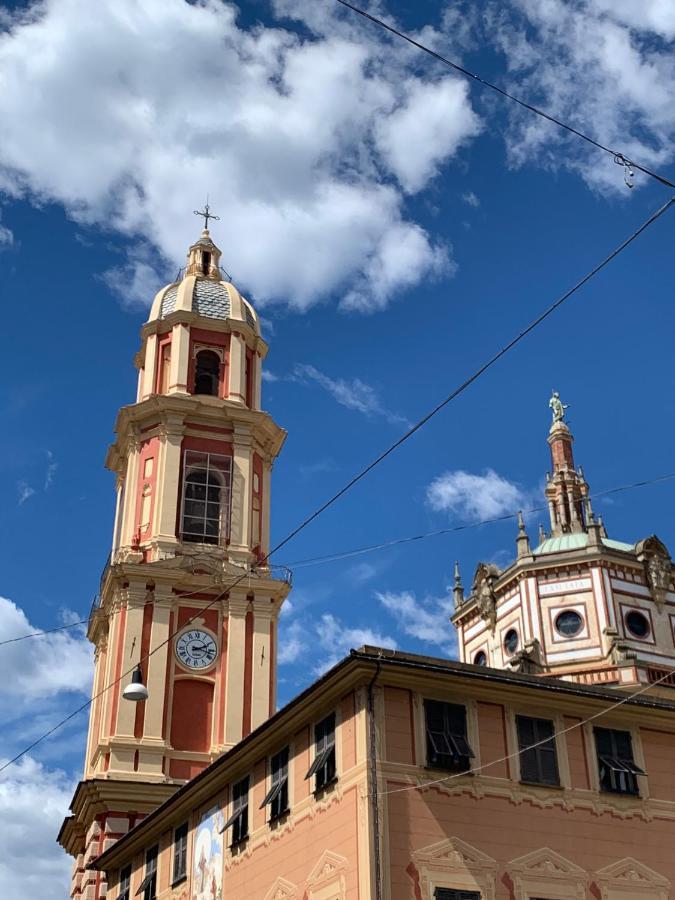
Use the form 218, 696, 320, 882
201, 250, 212, 274
180, 451, 232, 545
194, 350, 220, 396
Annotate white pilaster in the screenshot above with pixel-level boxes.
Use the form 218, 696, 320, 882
224, 597, 249, 747
251, 603, 272, 730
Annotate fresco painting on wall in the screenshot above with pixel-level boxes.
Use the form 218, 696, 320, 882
192, 806, 223, 900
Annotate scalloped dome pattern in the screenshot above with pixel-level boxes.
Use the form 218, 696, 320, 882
160, 285, 178, 317
193, 281, 231, 319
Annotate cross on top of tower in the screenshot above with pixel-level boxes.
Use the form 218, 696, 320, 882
193, 201, 220, 231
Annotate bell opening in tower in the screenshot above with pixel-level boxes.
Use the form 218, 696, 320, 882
194, 349, 220, 396
179, 450, 232, 545
201, 250, 211, 274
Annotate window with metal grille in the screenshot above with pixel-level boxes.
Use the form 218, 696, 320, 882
434, 889, 481, 900
172, 823, 188, 884
194, 349, 220, 395
594, 727, 645, 795
260, 747, 289, 821
135, 845, 157, 900
516, 715, 560, 786
222, 776, 249, 846
116, 865, 131, 900
180, 451, 232, 545
424, 700, 475, 771
305, 712, 336, 791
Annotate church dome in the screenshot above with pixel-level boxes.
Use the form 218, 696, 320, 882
146, 227, 259, 334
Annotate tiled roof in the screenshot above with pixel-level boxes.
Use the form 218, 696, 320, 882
159, 285, 178, 317
193, 280, 231, 319
533, 533, 634, 555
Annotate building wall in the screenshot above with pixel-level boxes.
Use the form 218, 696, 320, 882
380, 684, 675, 899
106, 689, 371, 900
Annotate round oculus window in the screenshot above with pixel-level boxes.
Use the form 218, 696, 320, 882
503, 629, 519, 654
625, 610, 650, 639
555, 609, 584, 638
474, 650, 487, 666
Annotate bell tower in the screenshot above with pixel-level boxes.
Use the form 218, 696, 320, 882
58, 221, 291, 898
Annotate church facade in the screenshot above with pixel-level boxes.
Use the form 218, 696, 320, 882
60, 225, 675, 899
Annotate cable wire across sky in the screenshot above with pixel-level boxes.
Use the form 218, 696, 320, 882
335, 0, 675, 192
1, 196, 673, 776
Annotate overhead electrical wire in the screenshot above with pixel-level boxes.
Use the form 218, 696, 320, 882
2, 470, 674, 647
335, 0, 675, 191
1, 196, 673, 776
286, 471, 675, 569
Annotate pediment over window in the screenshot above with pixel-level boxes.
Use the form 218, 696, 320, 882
412, 836, 497, 872
263, 876, 298, 900
594, 857, 670, 899
306, 850, 348, 888
507, 847, 587, 900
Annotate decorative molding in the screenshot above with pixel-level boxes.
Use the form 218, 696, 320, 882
594, 856, 670, 899
305, 850, 348, 899
508, 847, 588, 900
411, 835, 497, 898
262, 876, 298, 900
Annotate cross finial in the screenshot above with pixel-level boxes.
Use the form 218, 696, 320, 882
193, 201, 220, 231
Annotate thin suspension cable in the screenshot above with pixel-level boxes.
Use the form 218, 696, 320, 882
0, 617, 90, 646
377, 663, 675, 798
2, 471, 673, 647
335, 0, 675, 191
285, 471, 675, 569
1, 198, 672, 776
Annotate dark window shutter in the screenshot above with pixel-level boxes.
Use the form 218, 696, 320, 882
517, 716, 559, 785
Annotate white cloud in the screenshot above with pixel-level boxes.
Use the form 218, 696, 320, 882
45, 450, 58, 490
0, 222, 13, 246
0, 596, 92, 699
314, 613, 397, 674
0, 0, 481, 312
293, 363, 410, 426
375, 78, 482, 193
16, 481, 35, 505
487, 0, 675, 192
462, 191, 480, 207
377, 589, 456, 654
0, 756, 76, 900
426, 468, 525, 520
261, 370, 280, 383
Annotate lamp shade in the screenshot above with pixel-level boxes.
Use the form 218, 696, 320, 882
122, 665, 149, 702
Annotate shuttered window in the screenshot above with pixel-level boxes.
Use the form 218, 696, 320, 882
424, 700, 475, 772
135, 846, 157, 900
594, 727, 645, 795
516, 716, 560, 786
305, 713, 336, 791
172, 823, 188, 884
221, 776, 249, 846
116, 865, 131, 900
260, 747, 289, 820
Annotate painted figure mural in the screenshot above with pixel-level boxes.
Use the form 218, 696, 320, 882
192, 807, 223, 900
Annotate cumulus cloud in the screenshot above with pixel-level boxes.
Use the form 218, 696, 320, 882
0, 596, 92, 699
377, 589, 456, 654
462, 191, 480, 207
293, 363, 410, 426
0, 0, 481, 312
426, 468, 525, 520
16, 481, 35, 505
0, 756, 76, 900
486, 0, 675, 192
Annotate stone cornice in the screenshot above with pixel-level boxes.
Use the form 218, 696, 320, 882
138, 309, 269, 358
105, 395, 286, 473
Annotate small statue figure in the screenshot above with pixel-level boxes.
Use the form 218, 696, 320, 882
549, 390, 569, 423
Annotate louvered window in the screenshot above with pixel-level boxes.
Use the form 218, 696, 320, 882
172, 823, 188, 884
116, 865, 131, 900
434, 889, 481, 899
516, 716, 560, 786
135, 845, 157, 900
424, 700, 474, 771
260, 747, 289, 821
221, 776, 249, 846
305, 712, 336, 791
594, 727, 645, 795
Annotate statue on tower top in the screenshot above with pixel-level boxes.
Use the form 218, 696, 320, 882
549, 390, 569, 424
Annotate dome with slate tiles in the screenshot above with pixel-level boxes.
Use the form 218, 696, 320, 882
147, 229, 259, 334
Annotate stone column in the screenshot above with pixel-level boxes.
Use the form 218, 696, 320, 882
154, 417, 184, 547
229, 426, 252, 557
111, 582, 148, 744
120, 431, 141, 547
224, 597, 249, 747
228, 333, 245, 404
170, 322, 190, 393
250, 601, 273, 731
141, 333, 158, 400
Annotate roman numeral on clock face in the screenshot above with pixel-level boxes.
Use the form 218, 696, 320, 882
175, 629, 218, 669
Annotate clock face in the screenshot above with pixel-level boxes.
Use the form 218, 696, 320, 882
175, 629, 218, 670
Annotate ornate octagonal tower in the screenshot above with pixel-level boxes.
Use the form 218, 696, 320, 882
58, 224, 291, 899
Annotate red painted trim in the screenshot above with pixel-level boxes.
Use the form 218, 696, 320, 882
110, 605, 127, 734
182, 436, 233, 455
185, 422, 233, 436
218, 616, 229, 745
155, 333, 172, 395
133, 436, 159, 542
187, 330, 231, 398
134, 602, 153, 739
242, 609, 254, 736
245, 347, 254, 407
252, 452, 263, 553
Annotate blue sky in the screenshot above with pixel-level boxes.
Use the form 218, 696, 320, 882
1, 0, 675, 895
